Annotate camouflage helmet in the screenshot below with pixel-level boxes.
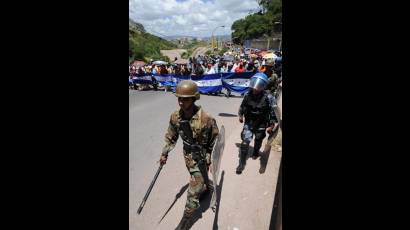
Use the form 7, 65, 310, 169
175, 80, 200, 100
265, 60, 275, 66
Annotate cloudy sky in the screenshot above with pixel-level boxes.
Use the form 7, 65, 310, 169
129, 0, 261, 38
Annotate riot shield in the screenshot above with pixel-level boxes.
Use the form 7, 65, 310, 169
210, 125, 225, 212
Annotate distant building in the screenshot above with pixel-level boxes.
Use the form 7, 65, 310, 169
176, 37, 197, 45
177, 37, 189, 45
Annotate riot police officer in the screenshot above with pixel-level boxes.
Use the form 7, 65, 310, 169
236, 73, 278, 174
159, 80, 219, 230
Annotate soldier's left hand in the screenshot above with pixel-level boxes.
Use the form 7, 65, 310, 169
159, 155, 168, 165
206, 153, 211, 172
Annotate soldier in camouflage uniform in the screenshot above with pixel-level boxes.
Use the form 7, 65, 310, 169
237, 72, 279, 174
266, 60, 282, 97
159, 80, 219, 230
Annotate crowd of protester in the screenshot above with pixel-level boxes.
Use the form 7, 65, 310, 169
129, 47, 282, 93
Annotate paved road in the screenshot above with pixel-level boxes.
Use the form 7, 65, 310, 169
192, 46, 211, 58
130, 90, 243, 229
129, 89, 282, 230
160, 49, 187, 62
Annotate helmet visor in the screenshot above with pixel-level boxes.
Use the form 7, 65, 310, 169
249, 77, 267, 90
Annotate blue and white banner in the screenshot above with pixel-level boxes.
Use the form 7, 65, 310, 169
152, 74, 176, 87
174, 75, 191, 86
132, 75, 154, 85
191, 74, 223, 94
221, 72, 255, 94
131, 72, 261, 94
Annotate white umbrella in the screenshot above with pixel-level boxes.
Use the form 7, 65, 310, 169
153, 60, 168, 65
263, 53, 278, 59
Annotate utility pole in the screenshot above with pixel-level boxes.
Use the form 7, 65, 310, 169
211, 25, 225, 51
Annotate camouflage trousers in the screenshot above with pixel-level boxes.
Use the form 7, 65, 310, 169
183, 153, 207, 215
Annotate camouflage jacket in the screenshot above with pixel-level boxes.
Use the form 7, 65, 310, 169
267, 73, 279, 93
161, 106, 219, 165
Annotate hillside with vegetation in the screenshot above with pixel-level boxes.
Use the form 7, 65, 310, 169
129, 18, 177, 63
231, 0, 282, 45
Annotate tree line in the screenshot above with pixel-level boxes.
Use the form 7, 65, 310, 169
231, 0, 282, 45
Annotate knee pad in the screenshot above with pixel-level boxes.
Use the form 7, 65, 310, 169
241, 129, 253, 142
255, 130, 266, 141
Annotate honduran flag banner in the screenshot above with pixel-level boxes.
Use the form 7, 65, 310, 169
221, 72, 255, 94
131, 72, 260, 94
152, 74, 176, 87
174, 75, 191, 85
168, 75, 192, 92
132, 75, 155, 85
191, 74, 223, 94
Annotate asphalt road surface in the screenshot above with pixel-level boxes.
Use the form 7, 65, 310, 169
130, 90, 243, 229
129, 89, 282, 230
192, 46, 211, 58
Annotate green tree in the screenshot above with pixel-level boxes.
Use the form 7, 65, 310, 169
231, 0, 281, 44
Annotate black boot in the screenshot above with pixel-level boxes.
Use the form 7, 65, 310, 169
237, 142, 248, 174
236, 151, 247, 174
236, 161, 245, 174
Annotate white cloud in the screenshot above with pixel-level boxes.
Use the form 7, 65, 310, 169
175, 15, 187, 25
129, 0, 260, 37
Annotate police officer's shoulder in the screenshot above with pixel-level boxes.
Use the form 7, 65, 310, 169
242, 91, 251, 98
